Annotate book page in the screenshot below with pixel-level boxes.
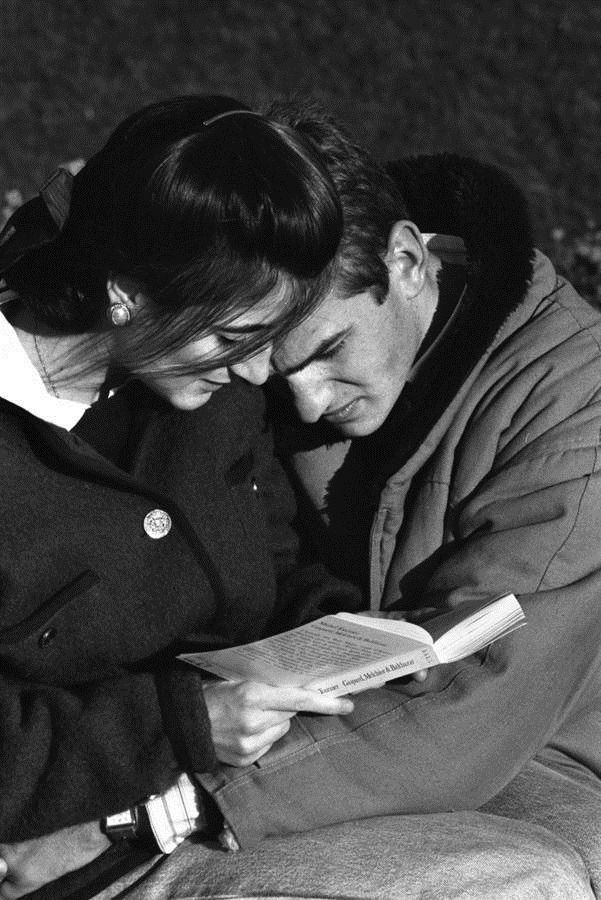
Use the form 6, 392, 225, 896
180, 615, 428, 688
430, 593, 525, 661
335, 612, 434, 644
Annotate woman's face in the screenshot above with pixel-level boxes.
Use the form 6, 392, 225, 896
121, 296, 281, 411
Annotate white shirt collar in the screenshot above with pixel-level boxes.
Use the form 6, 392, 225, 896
0, 301, 90, 430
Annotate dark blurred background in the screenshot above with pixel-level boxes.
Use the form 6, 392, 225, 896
1, 0, 599, 296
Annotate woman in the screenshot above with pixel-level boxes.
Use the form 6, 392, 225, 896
0, 95, 357, 898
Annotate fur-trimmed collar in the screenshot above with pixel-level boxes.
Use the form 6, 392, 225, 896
373, 153, 536, 474
387, 152, 534, 382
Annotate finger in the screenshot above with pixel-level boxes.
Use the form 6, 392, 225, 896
245, 718, 292, 755
218, 719, 292, 766
246, 718, 292, 760
205, 680, 298, 721
412, 669, 428, 682
251, 684, 355, 715
205, 683, 298, 732
228, 706, 297, 736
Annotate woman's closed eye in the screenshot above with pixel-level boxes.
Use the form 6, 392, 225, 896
318, 337, 347, 361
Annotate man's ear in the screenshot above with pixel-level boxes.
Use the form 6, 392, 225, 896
384, 220, 428, 300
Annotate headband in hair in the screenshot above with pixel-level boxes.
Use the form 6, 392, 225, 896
202, 109, 263, 127
0, 167, 74, 277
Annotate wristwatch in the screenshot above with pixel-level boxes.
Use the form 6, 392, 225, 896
101, 803, 158, 848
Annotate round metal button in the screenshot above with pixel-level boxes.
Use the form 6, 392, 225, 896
251, 477, 258, 493
144, 509, 172, 540
38, 626, 57, 648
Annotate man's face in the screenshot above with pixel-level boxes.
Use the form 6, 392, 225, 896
272, 284, 425, 437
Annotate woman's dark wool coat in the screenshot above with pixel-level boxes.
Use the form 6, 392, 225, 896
0, 377, 352, 840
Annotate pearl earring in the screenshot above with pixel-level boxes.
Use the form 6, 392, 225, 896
107, 302, 132, 327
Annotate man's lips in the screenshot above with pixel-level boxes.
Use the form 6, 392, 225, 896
324, 398, 359, 423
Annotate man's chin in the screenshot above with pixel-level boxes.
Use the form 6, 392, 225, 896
329, 416, 381, 438
328, 402, 395, 437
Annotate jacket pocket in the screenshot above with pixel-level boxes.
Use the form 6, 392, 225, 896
0, 570, 100, 643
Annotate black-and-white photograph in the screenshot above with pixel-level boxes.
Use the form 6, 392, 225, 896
0, 2, 600, 897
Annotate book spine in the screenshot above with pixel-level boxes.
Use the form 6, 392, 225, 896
305, 645, 438, 697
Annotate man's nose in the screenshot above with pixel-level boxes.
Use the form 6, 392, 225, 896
287, 374, 331, 423
229, 345, 273, 385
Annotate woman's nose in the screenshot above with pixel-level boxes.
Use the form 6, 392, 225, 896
229, 346, 273, 385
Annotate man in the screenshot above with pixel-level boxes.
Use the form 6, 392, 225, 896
2, 103, 600, 899
189, 101, 601, 896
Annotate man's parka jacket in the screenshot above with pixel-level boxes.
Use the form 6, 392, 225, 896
263, 155, 601, 832
0, 377, 355, 840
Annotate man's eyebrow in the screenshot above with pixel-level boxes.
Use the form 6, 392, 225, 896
272, 328, 351, 377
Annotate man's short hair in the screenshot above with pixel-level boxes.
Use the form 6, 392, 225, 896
266, 98, 409, 302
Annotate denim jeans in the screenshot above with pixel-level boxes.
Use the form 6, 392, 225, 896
93, 755, 598, 899
481, 754, 601, 894
89, 669, 601, 899
93, 809, 592, 899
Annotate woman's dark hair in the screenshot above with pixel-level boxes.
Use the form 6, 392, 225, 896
2, 95, 342, 372
265, 98, 409, 302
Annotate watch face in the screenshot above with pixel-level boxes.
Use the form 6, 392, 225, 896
102, 804, 158, 850
105, 809, 136, 829
102, 807, 138, 843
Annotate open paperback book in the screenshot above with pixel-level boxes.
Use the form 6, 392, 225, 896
179, 592, 525, 697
